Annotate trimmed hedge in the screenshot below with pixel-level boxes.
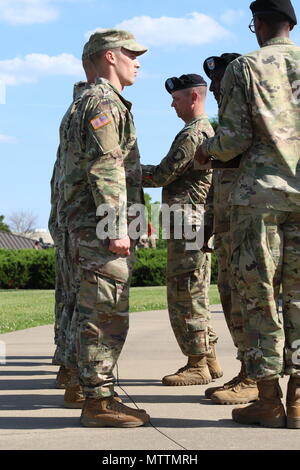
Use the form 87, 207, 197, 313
0, 247, 218, 289
0, 249, 55, 289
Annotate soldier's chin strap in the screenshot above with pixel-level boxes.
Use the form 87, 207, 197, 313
115, 362, 188, 451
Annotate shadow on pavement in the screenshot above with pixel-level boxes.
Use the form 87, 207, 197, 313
0, 393, 64, 411
122, 394, 214, 405
0, 370, 56, 376
150, 417, 241, 428
0, 378, 56, 391
0, 416, 79, 430
117, 379, 162, 386
0, 416, 248, 430
3, 357, 55, 367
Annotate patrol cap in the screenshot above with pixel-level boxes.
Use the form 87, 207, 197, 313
250, 0, 297, 25
82, 29, 148, 60
165, 74, 207, 94
203, 53, 241, 78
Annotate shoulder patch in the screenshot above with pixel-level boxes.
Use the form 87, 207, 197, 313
90, 112, 112, 130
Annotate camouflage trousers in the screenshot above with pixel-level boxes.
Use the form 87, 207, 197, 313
63, 230, 80, 369
65, 228, 135, 398
167, 236, 218, 357
53, 233, 74, 366
77, 269, 132, 398
230, 206, 300, 381
214, 231, 245, 361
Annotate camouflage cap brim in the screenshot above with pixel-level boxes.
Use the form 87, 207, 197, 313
121, 40, 148, 56
82, 39, 147, 60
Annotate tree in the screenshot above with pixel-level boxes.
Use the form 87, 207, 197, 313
0, 215, 11, 232
209, 117, 219, 131
8, 210, 38, 235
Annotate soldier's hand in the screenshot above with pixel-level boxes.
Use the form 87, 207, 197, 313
109, 236, 131, 256
194, 145, 209, 166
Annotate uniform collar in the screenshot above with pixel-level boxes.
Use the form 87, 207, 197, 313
95, 77, 132, 110
262, 37, 295, 47
185, 114, 208, 127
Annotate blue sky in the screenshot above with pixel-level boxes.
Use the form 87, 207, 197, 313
1, 0, 300, 230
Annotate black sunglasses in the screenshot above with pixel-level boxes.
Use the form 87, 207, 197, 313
248, 18, 256, 33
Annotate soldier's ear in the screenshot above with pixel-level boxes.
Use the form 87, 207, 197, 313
104, 50, 117, 65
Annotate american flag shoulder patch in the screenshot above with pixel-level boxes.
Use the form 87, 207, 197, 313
90, 112, 112, 130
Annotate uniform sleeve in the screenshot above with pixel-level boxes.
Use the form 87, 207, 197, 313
203, 181, 214, 245
85, 98, 128, 239
48, 155, 59, 241
202, 62, 253, 161
142, 130, 205, 188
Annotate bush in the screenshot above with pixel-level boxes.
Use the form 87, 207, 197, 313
132, 248, 167, 286
0, 248, 55, 289
0, 247, 218, 289
131, 248, 218, 287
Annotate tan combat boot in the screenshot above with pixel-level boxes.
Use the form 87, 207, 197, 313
54, 365, 71, 389
80, 397, 150, 428
206, 343, 223, 380
162, 355, 212, 386
232, 379, 286, 428
286, 375, 300, 429
211, 377, 258, 405
205, 361, 258, 403
64, 379, 123, 409
64, 369, 85, 409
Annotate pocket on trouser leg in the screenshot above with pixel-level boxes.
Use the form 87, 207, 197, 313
78, 270, 129, 365
186, 319, 210, 356
167, 270, 211, 355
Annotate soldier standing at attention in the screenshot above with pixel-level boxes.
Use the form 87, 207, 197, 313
202, 54, 259, 405
61, 29, 150, 428
196, 0, 300, 429
142, 74, 223, 387
49, 61, 96, 388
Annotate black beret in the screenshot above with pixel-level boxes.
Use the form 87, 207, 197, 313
165, 74, 207, 94
250, 0, 297, 25
203, 53, 241, 78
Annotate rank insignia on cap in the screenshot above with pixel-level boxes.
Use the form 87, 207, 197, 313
166, 78, 175, 90
90, 112, 111, 130
206, 58, 215, 71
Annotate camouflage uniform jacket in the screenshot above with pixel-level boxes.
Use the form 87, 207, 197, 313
63, 77, 144, 238
48, 81, 87, 244
212, 169, 237, 233
202, 37, 300, 212
142, 114, 214, 227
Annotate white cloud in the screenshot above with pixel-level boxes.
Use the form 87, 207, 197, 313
86, 12, 232, 47
0, 0, 59, 25
220, 9, 245, 26
0, 53, 82, 86
0, 134, 17, 144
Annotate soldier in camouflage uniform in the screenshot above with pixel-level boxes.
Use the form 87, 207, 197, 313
202, 54, 259, 405
49, 80, 89, 388
196, 0, 300, 429
142, 74, 223, 387
61, 29, 150, 428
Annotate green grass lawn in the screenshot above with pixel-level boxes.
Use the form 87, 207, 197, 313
0, 285, 220, 334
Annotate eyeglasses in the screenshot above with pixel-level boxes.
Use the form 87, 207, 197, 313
248, 18, 256, 33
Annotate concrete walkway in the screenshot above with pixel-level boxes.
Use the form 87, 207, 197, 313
0, 306, 298, 451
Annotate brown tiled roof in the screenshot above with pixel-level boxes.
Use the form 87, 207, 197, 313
0, 230, 38, 250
